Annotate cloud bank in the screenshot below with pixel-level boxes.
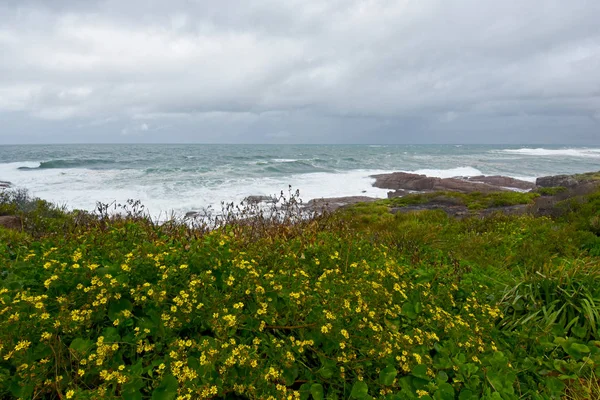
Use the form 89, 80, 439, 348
0, 0, 599, 143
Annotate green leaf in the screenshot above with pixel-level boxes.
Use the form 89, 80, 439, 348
311, 384, 324, 400
350, 381, 369, 399
151, 374, 178, 400
131, 359, 144, 376
299, 383, 312, 400
123, 391, 142, 400
318, 366, 335, 379
402, 303, 417, 319
69, 338, 94, 354
458, 389, 476, 400
433, 383, 454, 400
545, 377, 566, 395
379, 365, 398, 386
411, 364, 429, 380
571, 343, 590, 353
283, 367, 299, 386
564, 342, 591, 360
435, 371, 448, 384
102, 327, 121, 342
571, 325, 588, 339
108, 298, 133, 321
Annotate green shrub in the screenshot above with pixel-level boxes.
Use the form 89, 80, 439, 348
536, 186, 567, 196
1, 185, 600, 399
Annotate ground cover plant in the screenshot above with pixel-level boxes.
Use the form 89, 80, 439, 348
1, 184, 600, 399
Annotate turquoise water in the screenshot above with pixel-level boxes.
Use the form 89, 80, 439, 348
1, 144, 599, 217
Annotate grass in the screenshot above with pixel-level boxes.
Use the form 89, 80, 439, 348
536, 186, 567, 196
379, 190, 539, 210
1, 185, 600, 399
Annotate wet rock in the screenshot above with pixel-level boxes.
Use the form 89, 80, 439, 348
463, 175, 535, 190
0, 181, 11, 189
371, 172, 505, 193
244, 195, 277, 204
536, 175, 579, 188
387, 189, 409, 199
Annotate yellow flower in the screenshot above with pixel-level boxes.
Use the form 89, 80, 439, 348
66, 390, 75, 399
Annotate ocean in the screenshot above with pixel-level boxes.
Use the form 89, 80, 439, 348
1, 144, 599, 219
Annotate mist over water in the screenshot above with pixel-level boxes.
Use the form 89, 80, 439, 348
1, 144, 599, 218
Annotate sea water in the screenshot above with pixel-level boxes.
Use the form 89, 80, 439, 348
1, 144, 599, 218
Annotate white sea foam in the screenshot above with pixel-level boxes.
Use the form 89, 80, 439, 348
496, 148, 600, 157
0, 161, 391, 219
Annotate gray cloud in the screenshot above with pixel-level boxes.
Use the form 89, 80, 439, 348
0, 0, 599, 144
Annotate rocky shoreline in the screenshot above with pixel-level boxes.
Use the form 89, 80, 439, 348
302, 171, 600, 214
3, 171, 600, 225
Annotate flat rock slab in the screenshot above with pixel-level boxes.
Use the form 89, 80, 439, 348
371, 172, 509, 193
462, 175, 535, 190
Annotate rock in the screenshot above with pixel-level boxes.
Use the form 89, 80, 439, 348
306, 196, 377, 212
0, 181, 11, 188
244, 195, 277, 204
463, 175, 535, 190
387, 189, 409, 199
0, 215, 21, 230
371, 172, 506, 193
536, 175, 579, 188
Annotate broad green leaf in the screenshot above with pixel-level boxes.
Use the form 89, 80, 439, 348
350, 381, 369, 399
411, 364, 429, 380
433, 383, 454, 400
122, 391, 142, 400
435, 371, 448, 384
311, 384, 324, 400
69, 338, 94, 353
108, 298, 133, 321
564, 342, 590, 360
319, 366, 335, 379
283, 367, 299, 386
151, 374, 178, 400
379, 365, 398, 386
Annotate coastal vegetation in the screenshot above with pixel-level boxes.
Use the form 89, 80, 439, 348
1, 180, 600, 399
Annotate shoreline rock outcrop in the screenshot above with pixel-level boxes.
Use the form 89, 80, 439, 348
370, 172, 534, 196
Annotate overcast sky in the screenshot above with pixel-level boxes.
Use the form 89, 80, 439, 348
0, 0, 599, 144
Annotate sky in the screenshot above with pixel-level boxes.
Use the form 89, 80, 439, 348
0, 0, 599, 144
